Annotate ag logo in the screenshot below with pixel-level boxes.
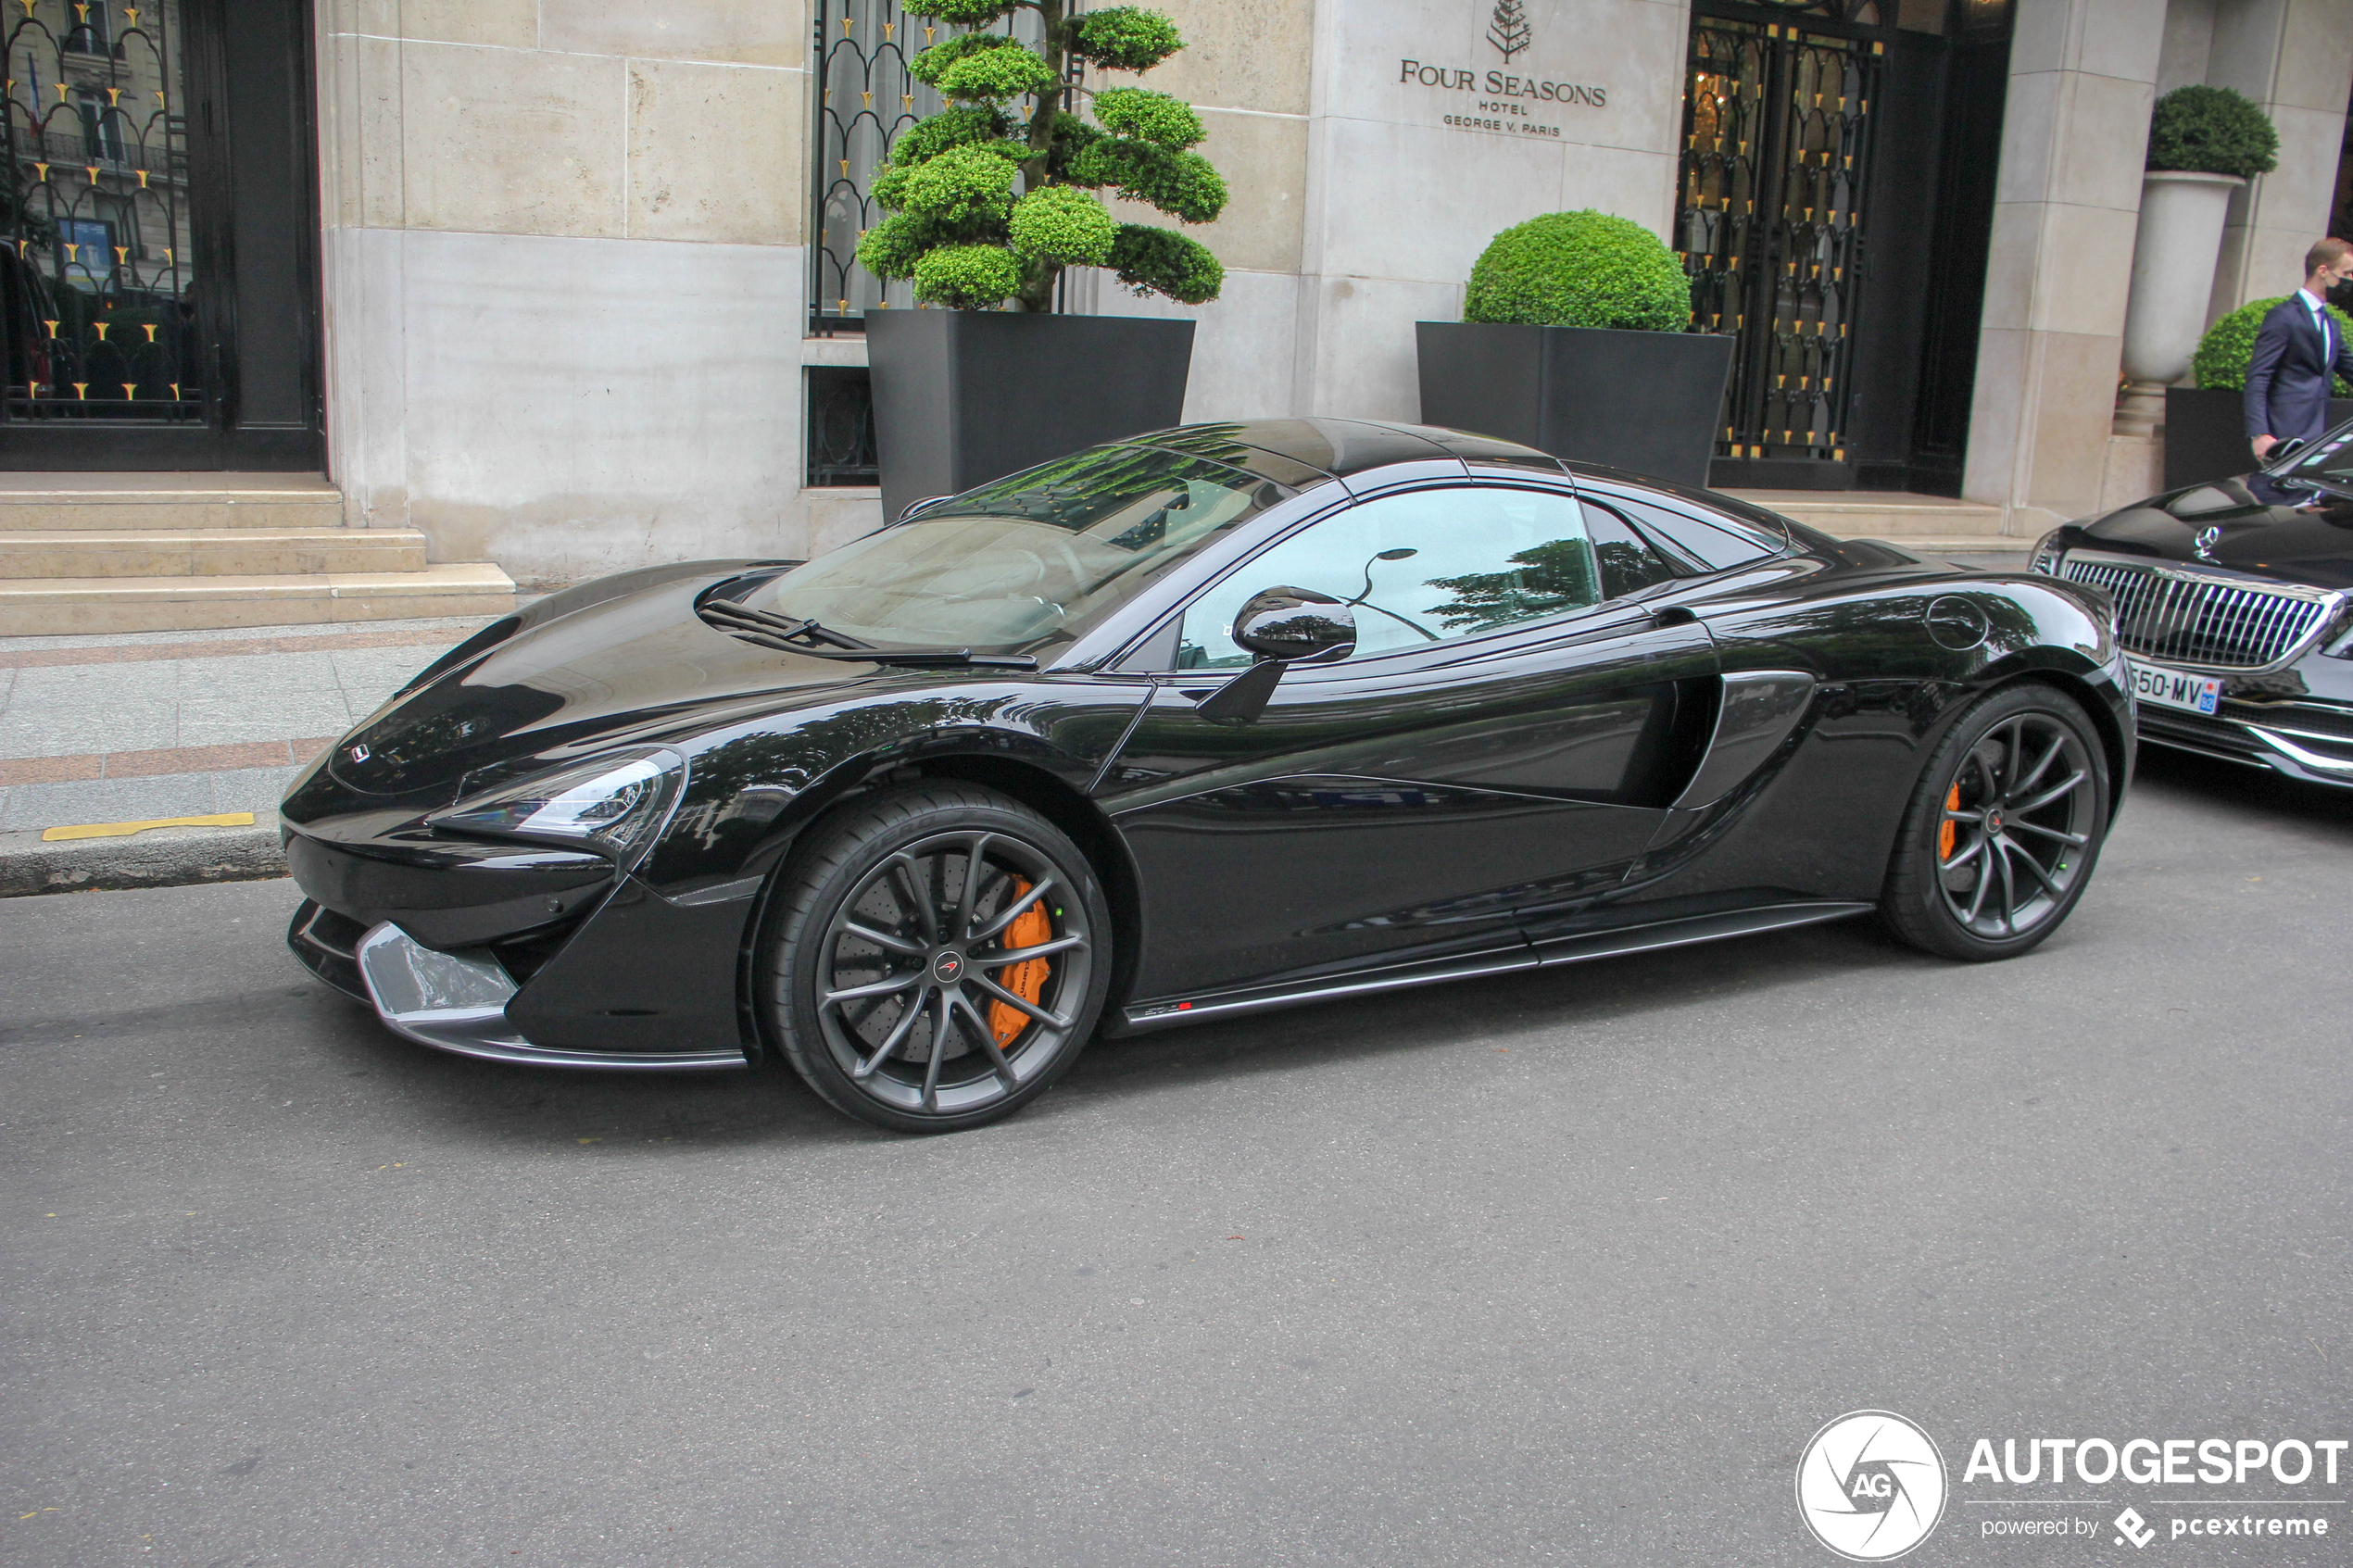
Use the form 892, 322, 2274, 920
1796, 1410, 1947, 1561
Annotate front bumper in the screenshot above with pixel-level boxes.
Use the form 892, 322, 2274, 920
283, 811, 761, 1069
289, 897, 749, 1070
2135, 696, 2353, 787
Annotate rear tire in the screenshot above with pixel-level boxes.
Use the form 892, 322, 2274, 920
761, 782, 1113, 1134
1880, 682, 2111, 961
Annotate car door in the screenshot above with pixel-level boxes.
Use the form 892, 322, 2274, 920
1090, 481, 1722, 1003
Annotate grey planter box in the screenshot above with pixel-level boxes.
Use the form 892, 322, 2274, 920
865, 310, 1195, 528
2166, 385, 2353, 491
1416, 321, 1735, 489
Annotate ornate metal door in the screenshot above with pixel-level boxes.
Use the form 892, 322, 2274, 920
1680, 2, 1884, 485
0, 0, 319, 469
809, 0, 1047, 335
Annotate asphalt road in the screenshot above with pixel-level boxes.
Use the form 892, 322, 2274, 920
5, 747, 2350, 1568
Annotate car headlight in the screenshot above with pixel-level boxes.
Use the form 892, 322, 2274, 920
429, 748, 686, 867
2030, 530, 2065, 576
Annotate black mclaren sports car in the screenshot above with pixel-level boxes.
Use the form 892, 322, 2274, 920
2032, 418, 2353, 787
283, 419, 2133, 1133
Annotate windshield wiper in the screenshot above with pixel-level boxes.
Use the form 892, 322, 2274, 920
699, 600, 874, 651
842, 650, 1040, 669
698, 599, 1037, 669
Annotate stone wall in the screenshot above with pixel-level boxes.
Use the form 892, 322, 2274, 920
315, 0, 829, 585
1063, 0, 1315, 422
1963, 0, 2165, 533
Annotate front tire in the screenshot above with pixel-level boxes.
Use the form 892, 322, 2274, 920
761, 782, 1113, 1134
1880, 682, 2111, 961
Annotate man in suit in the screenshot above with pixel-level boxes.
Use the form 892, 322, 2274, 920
2246, 236, 2353, 460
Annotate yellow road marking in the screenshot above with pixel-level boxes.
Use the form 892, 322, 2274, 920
40, 811, 256, 842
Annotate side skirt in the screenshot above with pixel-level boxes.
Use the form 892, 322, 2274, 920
1115, 899, 1877, 1033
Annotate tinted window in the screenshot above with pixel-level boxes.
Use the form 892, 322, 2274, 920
1603, 490, 1785, 571
750, 445, 1288, 652
1580, 500, 1682, 596
1168, 486, 1609, 671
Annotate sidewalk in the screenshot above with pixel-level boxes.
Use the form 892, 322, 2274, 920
0, 612, 496, 892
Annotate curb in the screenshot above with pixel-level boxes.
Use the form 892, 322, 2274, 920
0, 823, 286, 897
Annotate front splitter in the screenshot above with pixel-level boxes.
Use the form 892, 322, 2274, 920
347, 921, 746, 1072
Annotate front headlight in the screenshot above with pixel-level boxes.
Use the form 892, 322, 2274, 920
2030, 530, 2065, 576
429, 748, 686, 867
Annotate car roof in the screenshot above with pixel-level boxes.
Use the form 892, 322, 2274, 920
1126, 418, 1566, 487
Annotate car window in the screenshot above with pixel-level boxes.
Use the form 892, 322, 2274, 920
1580, 500, 1683, 596
1166, 486, 1615, 671
1601, 490, 1784, 571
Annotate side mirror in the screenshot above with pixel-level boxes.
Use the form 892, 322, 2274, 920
896, 495, 955, 525
1196, 587, 1354, 724
1231, 586, 1356, 663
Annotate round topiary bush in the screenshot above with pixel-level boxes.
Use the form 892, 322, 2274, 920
2192, 295, 2353, 394
2146, 85, 2278, 179
1464, 210, 1692, 332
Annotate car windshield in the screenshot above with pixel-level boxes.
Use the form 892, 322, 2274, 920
748, 445, 1292, 653
2276, 417, 2353, 492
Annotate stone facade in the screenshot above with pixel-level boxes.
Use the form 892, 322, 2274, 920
314, 0, 2353, 582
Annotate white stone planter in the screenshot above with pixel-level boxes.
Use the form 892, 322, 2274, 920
2116, 169, 2245, 435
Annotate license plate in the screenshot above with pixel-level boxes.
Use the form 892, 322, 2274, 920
2126, 659, 2222, 716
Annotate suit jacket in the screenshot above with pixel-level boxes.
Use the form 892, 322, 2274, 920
2244, 295, 2353, 442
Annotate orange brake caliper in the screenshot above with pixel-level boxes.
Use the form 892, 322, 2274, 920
1938, 783, 1959, 861
988, 879, 1053, 1046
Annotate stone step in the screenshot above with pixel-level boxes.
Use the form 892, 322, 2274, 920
0, 527, 425, 578
1726, 489, 2010, 538
0, 472, 344, 531
0, 563, 517, 635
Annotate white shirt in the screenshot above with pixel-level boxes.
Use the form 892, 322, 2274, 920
2299, 286, 2333, 359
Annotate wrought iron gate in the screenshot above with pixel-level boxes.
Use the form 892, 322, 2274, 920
1680, 5, 1883, 477
809, 0, 1048, 335
1, 0, 196, 425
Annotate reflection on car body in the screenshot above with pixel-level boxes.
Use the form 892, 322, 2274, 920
283, 419, 2134, 1133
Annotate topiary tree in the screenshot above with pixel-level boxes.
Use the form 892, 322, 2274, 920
1463, 210, 1692, 331
2146, 85, 2279, 180
2193, 295, 2353, 394
853, 1, 1227, 313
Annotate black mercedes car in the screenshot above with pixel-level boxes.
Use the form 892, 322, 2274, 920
283, 419, 2133, 1133
2032, 418, 2353, 787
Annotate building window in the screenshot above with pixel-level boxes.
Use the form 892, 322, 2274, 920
806, 367, 879, 488
62, 0, 111, 54
76, 90, 122, 163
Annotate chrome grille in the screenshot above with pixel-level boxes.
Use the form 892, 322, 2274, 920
2058, 557, 2335, 669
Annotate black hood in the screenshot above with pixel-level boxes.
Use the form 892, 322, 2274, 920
2075, 475, 2353, 592
322, 567, 883, 799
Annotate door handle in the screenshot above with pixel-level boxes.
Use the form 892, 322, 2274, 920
1652, 605, 1698, 629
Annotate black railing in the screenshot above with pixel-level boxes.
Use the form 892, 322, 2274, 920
807, 0, 1051, 334
1680, 8, 1881, 472
11, 128, 184, 177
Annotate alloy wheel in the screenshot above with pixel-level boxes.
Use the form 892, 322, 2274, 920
1932, 712, 2097, 940
812, 829, 1094, 1118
